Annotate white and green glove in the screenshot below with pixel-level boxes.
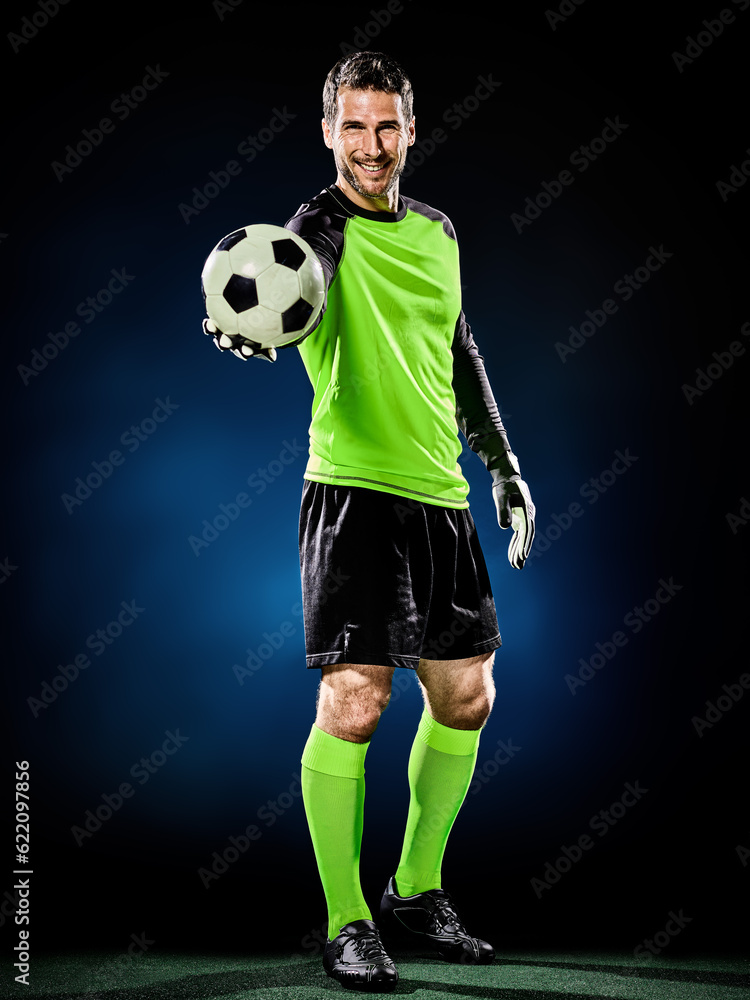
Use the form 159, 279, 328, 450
493, 473, 536, 570
202, 317, 277, 363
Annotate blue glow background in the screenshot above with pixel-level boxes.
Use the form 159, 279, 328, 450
1, 0, 748, 952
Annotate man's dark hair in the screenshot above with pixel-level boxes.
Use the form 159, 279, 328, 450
323, 51, 414, 127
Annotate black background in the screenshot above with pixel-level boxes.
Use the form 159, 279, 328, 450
1, 0, 748, 962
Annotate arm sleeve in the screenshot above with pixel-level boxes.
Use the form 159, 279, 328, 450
452, 310, 521, 486
285, 215, 340, 289
284, 198, 348, 344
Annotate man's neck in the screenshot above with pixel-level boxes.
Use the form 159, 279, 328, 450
335, 175, 399, 214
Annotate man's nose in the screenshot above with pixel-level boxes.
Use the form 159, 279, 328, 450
361, 129, 382, 157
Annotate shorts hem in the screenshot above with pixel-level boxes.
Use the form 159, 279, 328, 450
305, 633, 501, 669
419, 632, 502, 661
306, 650, 420, 670
473, 633, 502, 654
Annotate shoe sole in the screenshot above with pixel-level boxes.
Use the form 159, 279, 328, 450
324, 968, 398, 992
381, 904, 495, 965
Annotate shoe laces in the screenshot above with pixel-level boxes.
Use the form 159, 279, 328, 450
349, 925, 389, 962
430, 896, 468, 936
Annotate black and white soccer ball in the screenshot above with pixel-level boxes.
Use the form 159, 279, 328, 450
201, 224, 325, 350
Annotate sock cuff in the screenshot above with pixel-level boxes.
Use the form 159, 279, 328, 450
416, 709, 482, 756
301, 724, 369, 778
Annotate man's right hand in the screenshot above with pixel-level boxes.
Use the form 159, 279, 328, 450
202, 318, 277, 363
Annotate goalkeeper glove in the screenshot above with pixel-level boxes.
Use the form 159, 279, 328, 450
492, 462, 536, 570
202, 318, 277, 363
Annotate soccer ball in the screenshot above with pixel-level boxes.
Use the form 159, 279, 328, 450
201, 223, 325, 349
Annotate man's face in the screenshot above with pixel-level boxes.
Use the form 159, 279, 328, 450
323, 87, 415, 211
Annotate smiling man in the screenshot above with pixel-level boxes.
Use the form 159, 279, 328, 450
322, 82, 413, 212
207, 51, 535, 991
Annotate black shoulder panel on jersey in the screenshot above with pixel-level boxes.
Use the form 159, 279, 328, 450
401, 196, 457, 241
284, 187, 350, 289
282, 187, 352, 345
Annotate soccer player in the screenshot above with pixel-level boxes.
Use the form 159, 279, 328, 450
204, 51, 535, 992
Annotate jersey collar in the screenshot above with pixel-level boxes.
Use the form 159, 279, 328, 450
326, 184, 408, 222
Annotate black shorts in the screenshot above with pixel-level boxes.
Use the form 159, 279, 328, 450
298, 480, 501, 670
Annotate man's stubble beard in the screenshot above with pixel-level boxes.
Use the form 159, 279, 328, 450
336, 148, 407, 202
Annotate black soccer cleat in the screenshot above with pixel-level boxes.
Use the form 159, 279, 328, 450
380, 876, 495, 964
322, 919, 399, 991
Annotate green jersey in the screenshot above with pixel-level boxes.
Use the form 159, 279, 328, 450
285, 185, 514, 508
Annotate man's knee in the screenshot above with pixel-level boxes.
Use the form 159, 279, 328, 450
316, 663, 394, 742
437, 683, 493, 730
339, 699, 389, 742
419, 653, 496, 731
458, 687, 494, 729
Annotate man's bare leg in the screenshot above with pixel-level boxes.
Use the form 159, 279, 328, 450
315, 662, 395, 742
381, 652, 496, 963
301, 663, 395, 942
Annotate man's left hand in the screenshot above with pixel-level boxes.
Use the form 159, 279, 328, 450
493, 479, 535, 569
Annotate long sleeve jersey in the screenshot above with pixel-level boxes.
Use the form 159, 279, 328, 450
284, 184, 516, 509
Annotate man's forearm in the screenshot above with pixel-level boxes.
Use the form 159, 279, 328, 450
452, 311, 521, 485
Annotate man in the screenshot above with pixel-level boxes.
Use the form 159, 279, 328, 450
204, 51, 535, 991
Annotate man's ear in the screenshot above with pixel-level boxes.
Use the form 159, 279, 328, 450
322, 117, 334, 149
407, 116, 416, 146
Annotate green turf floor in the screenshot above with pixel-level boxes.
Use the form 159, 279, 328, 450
4, 950, 749, 1000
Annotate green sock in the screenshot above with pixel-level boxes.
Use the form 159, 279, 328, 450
394, 709, 482, 898
301, 725, 372, 940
